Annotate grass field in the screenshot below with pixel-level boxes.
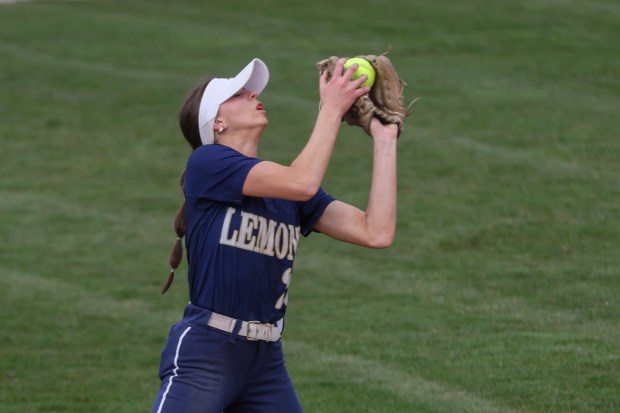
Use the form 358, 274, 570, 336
1, 0, 619, 412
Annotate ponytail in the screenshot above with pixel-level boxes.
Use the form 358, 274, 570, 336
161, 79, 211, 294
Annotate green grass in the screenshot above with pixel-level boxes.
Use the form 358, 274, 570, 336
1, 0, 619, 412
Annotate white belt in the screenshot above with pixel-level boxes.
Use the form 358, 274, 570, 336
207, 312, 283, 342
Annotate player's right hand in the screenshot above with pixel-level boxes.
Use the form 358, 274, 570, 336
319, 58, 370, 117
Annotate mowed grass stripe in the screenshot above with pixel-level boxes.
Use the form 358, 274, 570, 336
293, 258, 619, 355
286, 340, 528, 413
0, 267, 162, 321
0, 43, 191, 83
0, 190, 168, 228
440, 135, 617, 184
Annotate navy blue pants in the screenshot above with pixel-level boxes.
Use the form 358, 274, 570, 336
151, 304, 303, 413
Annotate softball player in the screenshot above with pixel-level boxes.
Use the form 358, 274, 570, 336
151, 57, 399, 413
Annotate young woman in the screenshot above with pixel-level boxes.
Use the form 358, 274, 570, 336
151, 57, 399, 413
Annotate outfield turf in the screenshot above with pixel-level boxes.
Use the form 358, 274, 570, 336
1, 0, 619, 412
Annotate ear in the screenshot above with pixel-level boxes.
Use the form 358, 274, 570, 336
213, 119, 223, 132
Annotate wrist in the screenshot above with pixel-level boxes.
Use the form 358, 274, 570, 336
317, 103, 344, 123
372, 135, 398, 155
372, 132, 399, 143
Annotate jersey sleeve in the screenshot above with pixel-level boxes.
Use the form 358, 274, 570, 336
184, 145, 261, 204
299, 188, 336, 237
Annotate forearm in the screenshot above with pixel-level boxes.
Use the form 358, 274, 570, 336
289, 107, 343, 191
364, 136, 398, 246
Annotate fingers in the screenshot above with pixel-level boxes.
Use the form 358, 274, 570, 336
335, 58, 361, 82
330, 58, 370, 91
354, 84, 371, 97
336, 58, 350, 77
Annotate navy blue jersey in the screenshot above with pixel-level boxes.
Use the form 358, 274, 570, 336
183, 144, 335, 324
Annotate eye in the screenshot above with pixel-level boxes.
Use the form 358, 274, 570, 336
232, 88, 247, 98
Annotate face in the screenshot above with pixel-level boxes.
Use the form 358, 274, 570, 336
215, 88, 267, 135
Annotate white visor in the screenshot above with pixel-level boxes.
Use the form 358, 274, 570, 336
198, 58, 269, 145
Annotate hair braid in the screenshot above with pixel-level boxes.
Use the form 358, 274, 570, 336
161, 171, 187, 294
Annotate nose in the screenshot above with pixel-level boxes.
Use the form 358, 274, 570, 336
247, 90, 258, 100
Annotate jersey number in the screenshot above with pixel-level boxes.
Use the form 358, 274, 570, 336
274, 268, 292, 310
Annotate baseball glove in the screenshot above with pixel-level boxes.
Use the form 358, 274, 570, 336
316, 53, 410, 136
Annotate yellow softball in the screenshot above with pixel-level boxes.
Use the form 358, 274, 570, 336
344, 57, 376, 88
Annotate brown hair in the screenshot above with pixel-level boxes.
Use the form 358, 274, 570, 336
161, 78, 213, 294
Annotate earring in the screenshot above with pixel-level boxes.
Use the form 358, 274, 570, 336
217, 126, 225, 134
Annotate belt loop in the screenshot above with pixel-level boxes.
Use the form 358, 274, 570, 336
227, 319, 243, 343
